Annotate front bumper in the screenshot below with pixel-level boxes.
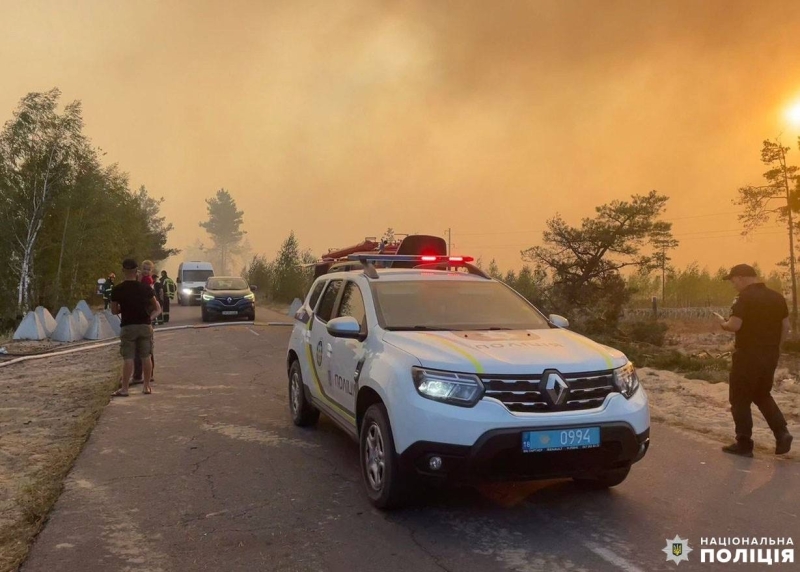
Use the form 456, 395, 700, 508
398, 423, 650, 482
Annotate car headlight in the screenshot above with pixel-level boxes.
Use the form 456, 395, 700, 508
613, 362, 640, 399
411, 367, 484, 407
244, 293, 255, 301
182, 288, 192, 294
201, 293, 214, 301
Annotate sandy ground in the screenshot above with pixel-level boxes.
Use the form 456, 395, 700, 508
642, 367, 800, 459
0, 347, 119, 571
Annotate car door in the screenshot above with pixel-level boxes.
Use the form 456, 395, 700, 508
327, 280, 368, 417
307, 279, 352, 422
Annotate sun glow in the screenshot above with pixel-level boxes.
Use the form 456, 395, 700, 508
786, 101, 800, 129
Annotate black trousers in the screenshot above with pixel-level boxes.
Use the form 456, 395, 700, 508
729, 347, 788, 443
162, 296, 170, 323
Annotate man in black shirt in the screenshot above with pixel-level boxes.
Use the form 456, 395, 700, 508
110, 259, 161, 396
717, 264, 793, 456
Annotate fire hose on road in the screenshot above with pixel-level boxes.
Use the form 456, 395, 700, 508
0, 321, 292, 369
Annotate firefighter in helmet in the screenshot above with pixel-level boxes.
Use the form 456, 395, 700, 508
160, 270, 177, 323
102, 273, 115, 309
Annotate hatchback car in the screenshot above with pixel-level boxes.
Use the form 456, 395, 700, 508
200, 276, 256, 322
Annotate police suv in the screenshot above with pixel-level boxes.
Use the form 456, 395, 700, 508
286, 255, 650, 508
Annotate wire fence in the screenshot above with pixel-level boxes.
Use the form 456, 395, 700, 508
622, 306, 730, 321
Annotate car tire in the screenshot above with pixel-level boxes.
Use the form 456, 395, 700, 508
289, 361, 319, 427
201, 308, 210, 323
574, 466, 630, 489
360, 403, 406, 510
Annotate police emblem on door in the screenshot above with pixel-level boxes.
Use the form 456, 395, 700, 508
316, 341, 323, 367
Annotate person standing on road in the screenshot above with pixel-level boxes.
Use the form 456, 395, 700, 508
102, 273, 115, 309
133, 259, 157, 384
160, 270, 176, 323
110, 259, 160, 396
717, 264, 793, 456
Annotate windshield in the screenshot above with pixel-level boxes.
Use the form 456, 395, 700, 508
206, 277, 248, 290
182, 269, 214, 282
372, 280, 550, 330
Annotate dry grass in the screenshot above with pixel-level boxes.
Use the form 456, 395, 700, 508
0, 347, 119, 572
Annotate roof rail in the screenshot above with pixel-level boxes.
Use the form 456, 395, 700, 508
344, 254, 486, 279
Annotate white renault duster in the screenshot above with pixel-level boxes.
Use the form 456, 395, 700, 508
286, 256, 650, 508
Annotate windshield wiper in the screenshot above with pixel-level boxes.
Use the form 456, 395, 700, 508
385, 326, 461, 331
473, 327, 512, 330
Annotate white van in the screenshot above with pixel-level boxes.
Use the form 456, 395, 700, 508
176, 261, 215, 306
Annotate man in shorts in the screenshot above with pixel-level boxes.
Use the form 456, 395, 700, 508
110, 258, 161, 396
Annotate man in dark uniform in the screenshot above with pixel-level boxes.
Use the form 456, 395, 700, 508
717, 264, 793, 456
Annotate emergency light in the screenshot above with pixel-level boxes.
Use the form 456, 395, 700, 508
346, 254, 474, 263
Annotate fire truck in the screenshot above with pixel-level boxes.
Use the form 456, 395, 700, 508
312, 234, 448, 278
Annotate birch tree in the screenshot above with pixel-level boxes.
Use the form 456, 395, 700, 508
0, 89, 86, 311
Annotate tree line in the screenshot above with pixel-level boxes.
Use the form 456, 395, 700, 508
0, 89, 175, 327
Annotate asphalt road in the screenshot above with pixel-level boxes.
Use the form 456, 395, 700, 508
21, 305, 800, 572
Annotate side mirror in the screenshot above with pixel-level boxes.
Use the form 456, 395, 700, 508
327, 316, 363, 339
250, 285, 258, 292
549, 314, 570, 329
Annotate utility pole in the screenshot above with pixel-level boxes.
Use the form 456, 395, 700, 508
661, 245, 666, 305
445, 228, 451, 256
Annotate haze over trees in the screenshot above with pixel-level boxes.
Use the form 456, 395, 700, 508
521, 191, 677, 333
244, 231, 315, 304
199, 188, 246, 275
0, 88, 175, 324
735, 139, 800, 328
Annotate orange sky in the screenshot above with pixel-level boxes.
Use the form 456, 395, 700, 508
2, 0, 800, 276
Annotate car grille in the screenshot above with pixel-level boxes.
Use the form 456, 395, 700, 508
214, 297, 243, 304
481, 371, 616, 413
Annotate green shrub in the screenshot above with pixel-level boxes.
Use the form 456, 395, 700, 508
620, 319, 668, 347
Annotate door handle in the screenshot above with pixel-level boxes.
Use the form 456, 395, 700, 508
326, 343, 332, 356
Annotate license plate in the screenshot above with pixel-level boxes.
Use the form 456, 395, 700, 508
222, 311, 238, 316
522, 427, 601, 453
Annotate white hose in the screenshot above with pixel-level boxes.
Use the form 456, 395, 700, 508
0, 321, 292, 369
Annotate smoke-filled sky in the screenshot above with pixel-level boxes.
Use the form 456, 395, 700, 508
3, 0, 800, 276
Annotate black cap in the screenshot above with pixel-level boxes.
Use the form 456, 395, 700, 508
122, 258, 138, 270
723, 263, 757, 280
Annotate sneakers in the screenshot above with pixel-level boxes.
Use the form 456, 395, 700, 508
721, 442, 754, 457
776, 432, 793, 455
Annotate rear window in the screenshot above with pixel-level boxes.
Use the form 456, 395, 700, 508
316, 280, 343, 322
372, 280, 550, 330
307, 281, 326, 310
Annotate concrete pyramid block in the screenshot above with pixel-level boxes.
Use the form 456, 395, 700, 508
84, 313, 116, 340
103, 309, 121, 337
51, 311, 84, 342
13, 311, 47, 341
55, 306, 72, 322
35, 306, 57, 335
71, 308, 89, 337
74, 300, 94, 323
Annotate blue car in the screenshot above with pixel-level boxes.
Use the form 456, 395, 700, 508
200, 276, 256, 322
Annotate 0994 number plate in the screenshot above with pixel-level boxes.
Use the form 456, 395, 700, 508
522, 427, 601, 453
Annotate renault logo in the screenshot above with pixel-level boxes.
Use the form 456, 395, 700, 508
541, 371, 569, 406
227, 297, 232, 304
